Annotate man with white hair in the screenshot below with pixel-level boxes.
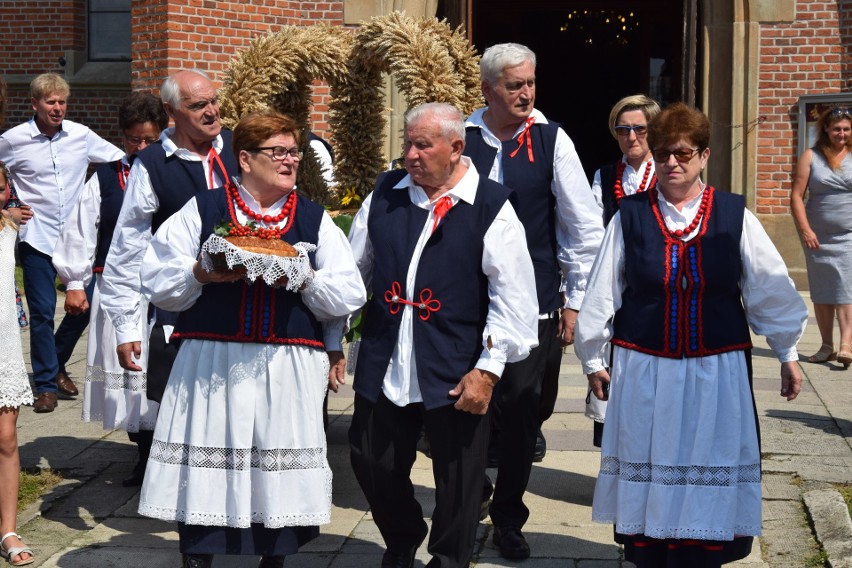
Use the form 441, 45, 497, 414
99, 70, 238, 506
464, 43, 605, 559
348, 102, 538, 568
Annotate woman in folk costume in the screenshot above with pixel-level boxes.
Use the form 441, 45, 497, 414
136, 110, 366, 568
53, 92, 168, 486
586, 93, 661, 447
575, 102, 807, 567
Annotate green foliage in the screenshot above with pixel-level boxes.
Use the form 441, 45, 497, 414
332, 213, 353, 237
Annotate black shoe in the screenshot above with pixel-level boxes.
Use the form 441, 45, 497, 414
381, 549, 416, 568
258, 556, 285, 568
122, 457, 147, 487
532, 429, 546, 462
181, 554, 214, 568
493, 525, 531, 559
122, 467, 145, 487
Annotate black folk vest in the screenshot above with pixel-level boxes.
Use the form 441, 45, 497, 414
612, 188, 752, 358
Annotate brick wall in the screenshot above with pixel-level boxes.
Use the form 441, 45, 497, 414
131, 1, 345, 139
0, 0, 129, 142
755, 0, 852, 215
0, 2, 344, 140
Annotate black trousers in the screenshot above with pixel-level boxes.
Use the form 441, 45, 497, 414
349, 392, 490, 568
146, 324, 180, 404
489, 317, 562, 529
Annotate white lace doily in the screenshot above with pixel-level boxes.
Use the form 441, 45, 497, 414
200, 234, 317, 291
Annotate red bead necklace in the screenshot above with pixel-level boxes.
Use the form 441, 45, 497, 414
613, 159, 655, 202
654, 186, 713, 239
225, 180, 297, 238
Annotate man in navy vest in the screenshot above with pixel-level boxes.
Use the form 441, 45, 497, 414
99, 69, 237, 489
348, 102, 538, 568
463, 43, 605, 559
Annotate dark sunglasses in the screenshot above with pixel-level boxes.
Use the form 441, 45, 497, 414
653, 147, 701, 163
614, 124, 648, 137
829, 107, 851, 119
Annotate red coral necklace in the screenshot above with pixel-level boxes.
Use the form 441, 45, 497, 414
653, 186, 713, 239
225, 180, 297, 238
613, 159, 655, 202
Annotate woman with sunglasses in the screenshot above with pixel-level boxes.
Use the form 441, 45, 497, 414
576, 103, 807, 567
790, 106, 852, 368
586, 94, 660, 447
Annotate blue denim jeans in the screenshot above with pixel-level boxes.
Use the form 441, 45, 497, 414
19, 242, 93, 394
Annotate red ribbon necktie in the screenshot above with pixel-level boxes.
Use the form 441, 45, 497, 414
117, 162, 130, 191
508, 116, 536, 163
207, 148, 228, 189
431, 195, 453, 233
383, 281, 441, 321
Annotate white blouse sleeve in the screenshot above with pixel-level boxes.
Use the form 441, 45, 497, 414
100, 161, 160, 344
299, 211, 367, 322
574, 213, 626, 374
139, 198, 205, 312
740, 210, 808, 362
552, 128, 605, 310
53, 173, 101, 290
476, 201, 540, 377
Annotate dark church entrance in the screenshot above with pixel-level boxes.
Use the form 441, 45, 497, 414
440, 0, 700, 181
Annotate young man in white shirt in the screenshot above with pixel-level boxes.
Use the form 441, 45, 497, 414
0, 73, 123, 413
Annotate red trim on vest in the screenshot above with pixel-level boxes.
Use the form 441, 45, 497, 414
624, 186, 752, 358
610, 338, 754, 359
92, 266, 104, 273
170, 331, 324, 349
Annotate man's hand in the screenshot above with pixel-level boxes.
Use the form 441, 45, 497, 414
192, 261, 244, 284
558, 308, 578, 346
327, 351, 346, 393
587, 369, 610, 401
117, 341, 143, 371
64, 289, 89, 315
449, 368, 499, 415
780, 361, 802, 401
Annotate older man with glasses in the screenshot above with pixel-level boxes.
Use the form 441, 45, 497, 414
99, 69, 238, 496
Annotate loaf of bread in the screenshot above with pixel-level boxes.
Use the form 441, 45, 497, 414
224, 236, 298, 257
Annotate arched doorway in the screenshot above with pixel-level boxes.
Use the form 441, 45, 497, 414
441, 0, 701, 180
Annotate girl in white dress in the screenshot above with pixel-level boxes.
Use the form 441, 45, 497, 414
576, 104, 807, 567
0, 163, 35, 566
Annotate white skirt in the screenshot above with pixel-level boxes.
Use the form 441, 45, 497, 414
81, 275, 158, 432
138, 339, 332, 529
592, 346, 762, 541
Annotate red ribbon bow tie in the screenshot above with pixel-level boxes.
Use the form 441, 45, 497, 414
508, 116, 536, 163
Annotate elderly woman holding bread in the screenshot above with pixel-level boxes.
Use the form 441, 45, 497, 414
135, 110, 366, 568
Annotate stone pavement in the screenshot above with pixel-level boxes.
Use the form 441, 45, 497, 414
11, 292, 852, 567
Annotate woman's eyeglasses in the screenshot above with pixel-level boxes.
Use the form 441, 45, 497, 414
653, 147, 701, 163
125, 135, 160, 145
250, 146, 303, 161
614, 124, 648, 137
